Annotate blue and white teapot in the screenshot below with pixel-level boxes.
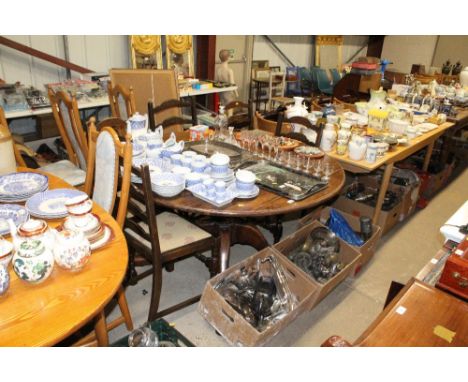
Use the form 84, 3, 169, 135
126, 112, 148, 139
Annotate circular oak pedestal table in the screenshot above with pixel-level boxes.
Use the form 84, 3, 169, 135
0, 168, 128, 346
152, 158, 345, 271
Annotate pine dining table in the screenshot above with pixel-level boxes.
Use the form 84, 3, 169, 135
0, 168, 128, 346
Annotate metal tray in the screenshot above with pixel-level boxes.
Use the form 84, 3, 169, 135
187, 140, 243, 159
237, 160, 328, 201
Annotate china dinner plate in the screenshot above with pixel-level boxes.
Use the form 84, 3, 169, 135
0, 172, 48, 199
26, 188, 87, 219
0, 204, 30, 236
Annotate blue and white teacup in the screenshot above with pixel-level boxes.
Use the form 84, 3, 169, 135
203, 179, 215, 197
170, 153, 183, 166
235, 170, 256, 194
183, 150, 197, 159
210, 153, 229, 175
193, 154, 207, 163
181, 156, 193, 168
191, 161, 206, 173
185, 173, 202, 187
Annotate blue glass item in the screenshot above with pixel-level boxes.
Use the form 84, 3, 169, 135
327, 208, 364, 246
316, 68, 334, 95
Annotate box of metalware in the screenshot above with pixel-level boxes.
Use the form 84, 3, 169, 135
273, 220, 362, 305
332, 176, 404, 235
198, 247, 319, 346
298, 206, 382, 273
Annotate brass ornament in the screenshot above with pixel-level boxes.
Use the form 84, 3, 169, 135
316, 35, 344, 46
166, 35, 192, 54
131, 35, 161, 55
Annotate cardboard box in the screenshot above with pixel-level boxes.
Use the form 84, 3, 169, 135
332, 176, 404, 235
36, 114, 59, 139
298, 207, 382, 273
198, 247, 319, 347
273, 221, 362, 305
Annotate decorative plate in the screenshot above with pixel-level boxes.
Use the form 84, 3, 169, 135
26, 188, 87, 219
0, 172, 48, 201
0, 204, 30, 236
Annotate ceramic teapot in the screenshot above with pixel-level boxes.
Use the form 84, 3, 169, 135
9, 218, 55, 251
285, 97, 308, 119
53, 229, 91, 272
12, 238, 54, 284
126, 112, 148, 139
368, 87, 387, 110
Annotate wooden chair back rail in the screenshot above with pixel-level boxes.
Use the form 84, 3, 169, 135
107, 82, 136, 120
0, 107, 27, 167
148, 98, 197, 131
225, 100, 252, 129
48, 88, 88, 168
95, 117, 128, 140
275, 113, 323, 146
84, 120, 132, 228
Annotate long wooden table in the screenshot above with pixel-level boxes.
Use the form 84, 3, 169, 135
0, 168, 128, 346
327, 122, 455, 223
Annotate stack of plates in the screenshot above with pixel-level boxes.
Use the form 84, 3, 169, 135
26, 188, 87, 219
0, 172, 49, 203
209, 168, 235, 183
0, 204, 30, 236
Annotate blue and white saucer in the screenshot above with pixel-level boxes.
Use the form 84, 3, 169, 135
228, 184, 260, 199
0, 172, 48, 202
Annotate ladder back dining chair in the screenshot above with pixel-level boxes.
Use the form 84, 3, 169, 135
124, 164, 220, 322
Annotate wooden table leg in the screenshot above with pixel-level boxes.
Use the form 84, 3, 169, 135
372, 162, 394, 224
422, 140, 435, 172
94, 310, 109, 347
218, 222, 270, 271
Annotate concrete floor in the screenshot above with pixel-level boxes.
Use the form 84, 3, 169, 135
108, 168, 468, 346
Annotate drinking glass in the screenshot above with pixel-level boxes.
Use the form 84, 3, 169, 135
296, 155, 303, 171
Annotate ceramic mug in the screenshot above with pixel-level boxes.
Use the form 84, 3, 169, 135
181, 157, 193, 168
183, 150, 197, 159
185, 173, 202, 187
235, 170, 256, 194
191, 161, 206, 174
170, 153, 183, 166
366, 143, 378, 163
214, 181, 226, 193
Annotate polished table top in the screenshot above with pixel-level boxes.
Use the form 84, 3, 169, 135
0, 168, 128, 346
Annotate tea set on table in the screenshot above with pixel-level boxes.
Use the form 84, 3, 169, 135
0, 191, 111, 297
126, 112, 260, 207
